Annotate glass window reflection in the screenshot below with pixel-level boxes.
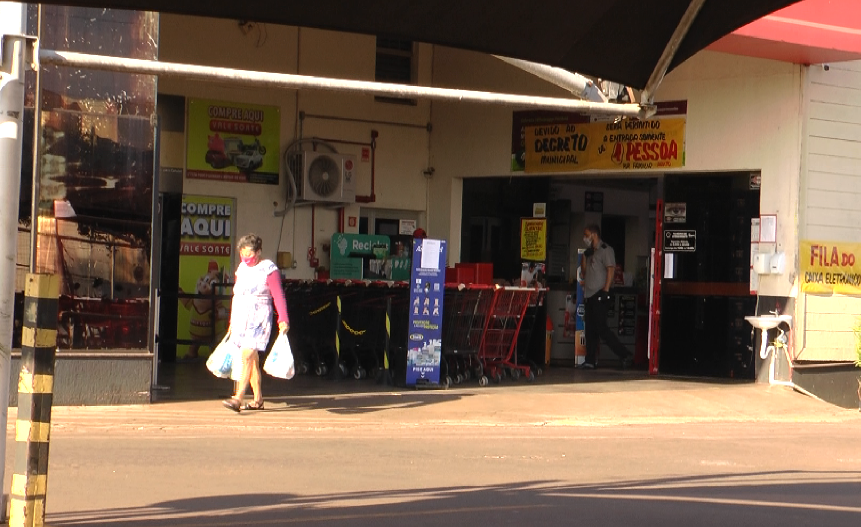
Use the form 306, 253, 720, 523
17, 6, 158, 351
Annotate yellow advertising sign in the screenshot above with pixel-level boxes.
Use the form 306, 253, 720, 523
523, 117, 686, 173
520, 218, 547, 261
186, 98, 281, 185
800, 240, 861, 295
177, 195, 236, 359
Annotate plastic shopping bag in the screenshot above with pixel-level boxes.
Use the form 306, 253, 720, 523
206, 335, 238, 379
263, 332, 295, 379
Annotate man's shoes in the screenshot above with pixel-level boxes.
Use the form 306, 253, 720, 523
577, 362, 595, 370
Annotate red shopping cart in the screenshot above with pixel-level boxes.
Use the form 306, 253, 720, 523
478, 286, 536, 383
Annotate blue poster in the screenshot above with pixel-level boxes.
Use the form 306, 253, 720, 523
406, 238, 447, 386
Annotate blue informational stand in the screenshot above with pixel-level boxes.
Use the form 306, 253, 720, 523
405, 238, 447, 386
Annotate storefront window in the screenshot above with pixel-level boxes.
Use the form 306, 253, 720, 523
17, 6, 158, 351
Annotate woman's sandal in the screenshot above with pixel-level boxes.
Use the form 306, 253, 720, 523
222, 398, 241, 413
243, 401, 265, 410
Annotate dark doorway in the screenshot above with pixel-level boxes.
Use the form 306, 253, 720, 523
461, 177, 550, 282
659, 172, 759, 379
157, 192, 183, 363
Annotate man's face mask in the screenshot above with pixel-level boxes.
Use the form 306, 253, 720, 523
583, 234, 592, 247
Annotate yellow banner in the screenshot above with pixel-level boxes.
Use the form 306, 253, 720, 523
520, 218, 547, 261
177, 195, 235, 359
186, 98, 281, 185
523, 117, 686, 173
800, 240, 861, 295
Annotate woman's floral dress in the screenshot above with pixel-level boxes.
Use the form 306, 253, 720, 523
229, 259, 279, 351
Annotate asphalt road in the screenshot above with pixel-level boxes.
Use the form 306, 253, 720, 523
4, 373, 861, 526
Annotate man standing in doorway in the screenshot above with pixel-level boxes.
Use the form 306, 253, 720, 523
579, 224, 632, 369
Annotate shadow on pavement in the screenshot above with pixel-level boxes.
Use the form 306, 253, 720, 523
46, 471, 861, 527
255, 392, 476, 415
155, 359, 746, 404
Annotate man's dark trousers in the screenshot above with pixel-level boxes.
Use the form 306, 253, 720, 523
584, 292, 631, 366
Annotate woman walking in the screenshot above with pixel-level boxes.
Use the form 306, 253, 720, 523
222, 233, 289, 412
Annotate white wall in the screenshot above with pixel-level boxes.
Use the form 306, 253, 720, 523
157, 15, 433, 276
803, 61, 861, 242
797, 61, 861, 361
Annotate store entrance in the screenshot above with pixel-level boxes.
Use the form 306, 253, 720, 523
461, 176, 655, 369
460, 172, 759, 380
658, 172, 760, 379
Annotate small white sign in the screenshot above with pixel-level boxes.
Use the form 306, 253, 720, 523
750, 173, 762, 190
751, 218, 761, 243
750, 242, 760, 294
421, 239, 441, 270
759, 215, 777, 244
399, 219, 417, 235
533, 203, 547, 218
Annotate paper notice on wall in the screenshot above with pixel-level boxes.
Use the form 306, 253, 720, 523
760, 215, 777, 243
421, 239, 442, 269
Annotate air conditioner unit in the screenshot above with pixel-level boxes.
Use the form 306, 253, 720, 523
290, 151, 357, 204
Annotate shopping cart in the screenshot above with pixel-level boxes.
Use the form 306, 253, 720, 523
284, 279, 340, 376
336, 280, 408, 380
478, 286, 536, 383
512, 287, 548, 377
441, 283, 495, 386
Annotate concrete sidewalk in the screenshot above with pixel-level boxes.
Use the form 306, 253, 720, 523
29, 369, 860, 436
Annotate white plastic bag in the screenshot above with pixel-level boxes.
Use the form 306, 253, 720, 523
206, 335, 238, 379
263, 332, 295, 379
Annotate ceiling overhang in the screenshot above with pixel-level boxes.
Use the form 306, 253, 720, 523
32, 0, 803, 90
709, 0, 861, 64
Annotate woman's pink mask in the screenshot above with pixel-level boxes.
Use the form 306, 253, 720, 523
240, 255, 256, 266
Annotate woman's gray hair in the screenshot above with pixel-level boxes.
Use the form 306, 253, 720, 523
237, 233, 263, 253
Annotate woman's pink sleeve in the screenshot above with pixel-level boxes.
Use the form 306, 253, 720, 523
266, 271, 289, 325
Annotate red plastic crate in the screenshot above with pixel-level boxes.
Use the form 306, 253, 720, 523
473, 263, 493, 285
446, 266, 474, 284
453, 263, 476, 284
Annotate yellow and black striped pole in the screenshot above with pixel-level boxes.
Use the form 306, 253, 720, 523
10, 274, 60, 527
381, 297, 392, 385
334, 295, 342, 379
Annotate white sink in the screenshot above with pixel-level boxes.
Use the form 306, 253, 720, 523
744, 315, 792, 330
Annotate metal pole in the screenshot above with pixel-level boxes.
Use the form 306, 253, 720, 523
382, 296, 392, 386
29, 4, 41, 274
493, 55, 607, 103
1, 1, 33, 519
641, 0, 707, 104
149, 119, 165, 395
39, 49, 656, 119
